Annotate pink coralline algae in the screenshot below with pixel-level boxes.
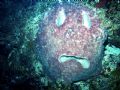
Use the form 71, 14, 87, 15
37, 3, 107, 84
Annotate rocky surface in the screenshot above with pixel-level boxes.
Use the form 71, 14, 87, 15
0, 0, 120, 90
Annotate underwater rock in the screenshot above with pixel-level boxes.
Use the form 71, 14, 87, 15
36, 2, 106, 84
103, 45, 120, 75
105, 45, 120, 55
73, 81, 90, 90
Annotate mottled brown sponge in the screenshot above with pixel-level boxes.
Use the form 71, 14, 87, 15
37, 2, 107, 84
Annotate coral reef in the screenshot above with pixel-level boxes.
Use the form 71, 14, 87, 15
0, 0, 120, 90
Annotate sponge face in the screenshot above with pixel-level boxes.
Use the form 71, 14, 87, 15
37, 3, 106, 84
